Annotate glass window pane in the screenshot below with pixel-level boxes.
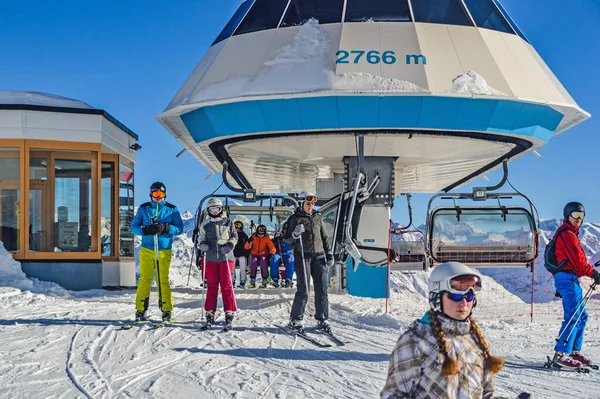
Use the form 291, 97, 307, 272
101, 162, 114, 257
492, 0, 528, 42
0, 148, 20, 252
411, 0, 473, 26
29, 151, 48, 252
234, 0, 289, 35
345, 0, 411, 22
54, 159, 92, 252
213, 0, 255, 45
119, 163, 134, 258
463, 0, 513, 33
281, 0, 344, 27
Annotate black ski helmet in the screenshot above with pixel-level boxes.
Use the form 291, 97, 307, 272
150, 182, 166, 198
563, 201, 585, 220
257, 224, 267, 235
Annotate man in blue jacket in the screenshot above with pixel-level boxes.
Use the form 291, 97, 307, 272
131, 182, 183, 322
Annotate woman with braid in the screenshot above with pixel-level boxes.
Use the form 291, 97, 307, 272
381, 262, 506, 399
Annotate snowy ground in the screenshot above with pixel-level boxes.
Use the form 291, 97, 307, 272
2, 269, 600, 399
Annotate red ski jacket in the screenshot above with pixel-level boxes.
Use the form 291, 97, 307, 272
554, 220, 594, 278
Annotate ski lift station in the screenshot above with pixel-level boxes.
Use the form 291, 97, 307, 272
0, 91, 139, 290
158, 0, 589, 298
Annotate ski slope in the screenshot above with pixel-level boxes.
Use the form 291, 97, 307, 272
2, 251, 600, 399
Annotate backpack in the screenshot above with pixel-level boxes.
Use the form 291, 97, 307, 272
544, 228, 568, 275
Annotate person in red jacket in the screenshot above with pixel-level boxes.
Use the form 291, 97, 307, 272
552, 201, 600, 368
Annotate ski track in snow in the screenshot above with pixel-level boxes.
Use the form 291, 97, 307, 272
3, 285, 600, 398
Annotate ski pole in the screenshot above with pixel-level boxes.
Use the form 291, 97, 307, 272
152, 214, 163, 312
559, 284, 595, 344
187, 225, 199, 286
298, 233, 312, 316
201, 251, 207, 322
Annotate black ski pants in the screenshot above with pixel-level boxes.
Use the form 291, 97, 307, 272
290, 252, 329, 322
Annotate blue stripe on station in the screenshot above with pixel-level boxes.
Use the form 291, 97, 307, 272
181, 95, 564, 144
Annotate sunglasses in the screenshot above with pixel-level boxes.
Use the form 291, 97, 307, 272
447, 291, 476, 302
449, 274, 482, 293
305, 200, 317, 206
570, 211, 585, 220
151, 191, 166, 199
208, 206, 222, 214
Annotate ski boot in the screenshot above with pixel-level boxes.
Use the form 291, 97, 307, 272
201, 311, 215, 330
553, 352, 583, 369
271, 280, 280, 288
259, 280, 268, 289
162, 311, 172, 323
223, 311, 234, 331
248, 278, 256, 289
288, 318, 305, 333
135, 310, 148, 322
571, 351, 593, 366
316, 320, 332, 334
284, 279, 294, 288
238, 280, 246, 289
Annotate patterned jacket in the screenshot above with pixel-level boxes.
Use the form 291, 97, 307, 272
381, 312, 500, 399
198, 214, 238, 263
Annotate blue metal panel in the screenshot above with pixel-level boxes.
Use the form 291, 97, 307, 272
204, 105, 242, 136
419, 97, 461, 129
379, 96, 423, 128
258, 99, 303, 131
297, 96, 339, 129
181, 95, 564, 144
454, 99, 499, 131
181, 108, 217, 143
346, 261, 389, 298
488, 100, 523, 133
337, 96, 380, 128
229, 101, 267, 134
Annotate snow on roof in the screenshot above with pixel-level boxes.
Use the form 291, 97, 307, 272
0, 90, 94, 109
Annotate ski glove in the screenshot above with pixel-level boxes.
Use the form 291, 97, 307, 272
292, 224, 305, 239
142, 224, 158, 236
326, 254, 335, 268
155, 223, 170, 234
592, 269, 600, 285
199, 242, 209, 252
220, 243, 234, 254
247, 236, 254, 243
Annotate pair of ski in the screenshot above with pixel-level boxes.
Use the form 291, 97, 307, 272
199, 321, 232, 333
504, 356, 598, 374
278, 325, 346, 348
117, 320, 172, 331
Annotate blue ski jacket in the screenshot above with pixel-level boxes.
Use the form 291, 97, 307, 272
131, 201, 184, 251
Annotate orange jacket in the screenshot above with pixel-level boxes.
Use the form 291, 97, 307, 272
244, 233, 276, 256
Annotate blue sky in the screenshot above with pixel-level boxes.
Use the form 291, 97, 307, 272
1, 0, 599, 225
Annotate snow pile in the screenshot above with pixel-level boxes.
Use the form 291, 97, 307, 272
448, 71, 505, 96
332, 72, 426, 92
0, 90, 94, 108
0, 241, 69, 296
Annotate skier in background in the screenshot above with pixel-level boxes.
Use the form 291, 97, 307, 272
551, 201, 600, 368
232, 221, 250, 288
198, 197, 238, 327
381, 262, 505, 398
244, 224, 276, 288
131, 182, 183, 323
285, 193, 334, 333
270, 222, 295, 288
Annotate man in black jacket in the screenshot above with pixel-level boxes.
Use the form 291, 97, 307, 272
285, 193, 334, 333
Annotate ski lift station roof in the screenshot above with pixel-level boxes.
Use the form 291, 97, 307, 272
158, 0, 590, 195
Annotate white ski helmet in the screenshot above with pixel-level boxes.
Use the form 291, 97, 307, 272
428, 261, 482, 315
206, 197, 224, 216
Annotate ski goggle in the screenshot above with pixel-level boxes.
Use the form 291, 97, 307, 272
570, 211, 585, 220
151, 191, 166, 199
257, 229, 266, 235
447, 291, 476, 302
208, 206, 222, 215
448, 274, 482, 293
